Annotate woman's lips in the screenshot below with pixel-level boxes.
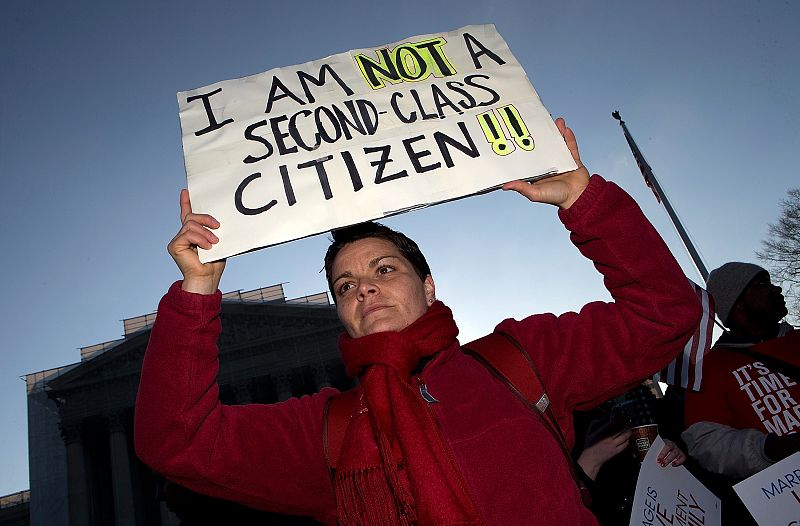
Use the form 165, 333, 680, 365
362, 304, 390, 317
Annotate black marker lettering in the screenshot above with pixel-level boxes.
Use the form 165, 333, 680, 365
297, 155, 335, 200
463, 33, 506, 69
394, 45, 428, 80
390, 92, 416, 123
333, 99, 379, 138
356, 48, 401, 89
403, 135, 440, 173
288, 109, 320, 151
265, 76, 306, 114
355, 99, 379, 135
415, 39, 456, 76
270, 115, 298, 155
296, 64, 354, 103
187, 88, 234, 136
435, 121, 479, 168
235, 173, 277, 215
333, 101, 367, 140
364, 145, 408, 183
243, 120, 274, 163
409, 89, 438, 120
280, 165, 296, 206
464, 74, 500, 107
445, 81, 478, 110
430, 84, 463, 117
315, 106, 342, 144
341, 150, 363, 192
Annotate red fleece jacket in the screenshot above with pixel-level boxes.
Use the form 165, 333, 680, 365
134, 175, 701, 525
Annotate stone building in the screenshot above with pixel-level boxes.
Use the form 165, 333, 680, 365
0, 490, 30, 526
25, 284, 353, 526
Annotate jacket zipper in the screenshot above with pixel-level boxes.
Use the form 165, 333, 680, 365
416, 376, 440, 403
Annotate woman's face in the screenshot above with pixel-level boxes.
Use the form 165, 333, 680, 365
330, 237, 435, 338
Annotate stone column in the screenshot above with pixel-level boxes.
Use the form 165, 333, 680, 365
60, 422, 91, 526
231, 382, 254, 404
108, 414, 136, 526
159, 502, 179, 526
312, 363, 332, 390
275, 373, 293, 401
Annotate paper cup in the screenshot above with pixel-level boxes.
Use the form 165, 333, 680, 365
630, 424, 658, 462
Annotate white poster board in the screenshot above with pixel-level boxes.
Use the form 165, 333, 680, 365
177, 24, 577, 262
629, 436, 721, 526
734, 452, 800, 525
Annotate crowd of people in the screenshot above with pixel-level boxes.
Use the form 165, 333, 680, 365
572, 259, 795, 526
133, 117, 795, 525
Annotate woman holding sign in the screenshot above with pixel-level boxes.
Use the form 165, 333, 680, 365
135, 118, 701, 525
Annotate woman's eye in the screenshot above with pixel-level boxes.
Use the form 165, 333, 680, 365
338, 282, 354, 295
378, 266, 395, 275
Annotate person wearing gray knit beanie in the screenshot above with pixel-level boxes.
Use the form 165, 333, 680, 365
682, 260, 794, 504
706, 261, 787, 334
706, 262, 768, 327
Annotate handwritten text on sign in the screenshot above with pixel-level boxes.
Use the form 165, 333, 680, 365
734, 452, 800, 526
178, 24, 577, 262
629, 436, 721, 526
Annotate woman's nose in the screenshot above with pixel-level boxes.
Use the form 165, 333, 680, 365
357, 279, 378, 298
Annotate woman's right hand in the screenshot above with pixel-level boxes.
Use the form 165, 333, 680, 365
167, 189, 226, 294
577, 429, 633, 481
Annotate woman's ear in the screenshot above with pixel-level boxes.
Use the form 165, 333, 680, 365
424, 275, 436, 304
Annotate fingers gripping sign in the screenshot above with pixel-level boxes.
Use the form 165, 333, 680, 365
502, 117, 591, 209
168, 189, 227, 294
656, 439, 687, 468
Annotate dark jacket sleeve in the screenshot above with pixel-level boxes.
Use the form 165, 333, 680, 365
134, 282, 338, 523
497, 175, 701, 439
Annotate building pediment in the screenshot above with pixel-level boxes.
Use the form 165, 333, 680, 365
46, 330, 150, 394
43, 300, 344, 418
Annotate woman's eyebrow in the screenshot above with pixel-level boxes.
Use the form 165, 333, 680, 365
332, 270, 352, 285
368, 255, 400, 268
332, 255, 401, 285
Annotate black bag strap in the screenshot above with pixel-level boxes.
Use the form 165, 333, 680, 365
462, 331, 589, 503
462, 332, 562, 444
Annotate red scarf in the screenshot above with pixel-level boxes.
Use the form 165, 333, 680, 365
337, 301, 484, 525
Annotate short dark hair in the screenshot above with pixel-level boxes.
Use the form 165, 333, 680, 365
324, 222, 431, 299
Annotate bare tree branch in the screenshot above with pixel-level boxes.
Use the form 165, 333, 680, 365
757, 188, 800, 324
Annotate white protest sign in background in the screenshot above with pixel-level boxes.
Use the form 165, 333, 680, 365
177, 24, 577, 262
629, 436, 721, 526
734, 452, 800, 525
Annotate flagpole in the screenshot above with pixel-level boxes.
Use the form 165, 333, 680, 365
612, 111, 709, 282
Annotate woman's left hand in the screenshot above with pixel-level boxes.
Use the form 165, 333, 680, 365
657, 439, 687, 467
502, 117, 591, 210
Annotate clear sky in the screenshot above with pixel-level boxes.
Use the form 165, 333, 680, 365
1, 0, 797, 496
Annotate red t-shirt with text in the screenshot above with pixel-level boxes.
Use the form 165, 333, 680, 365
685, 331, 800, 436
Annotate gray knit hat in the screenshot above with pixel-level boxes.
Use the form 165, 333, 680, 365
707, 262, 767, 326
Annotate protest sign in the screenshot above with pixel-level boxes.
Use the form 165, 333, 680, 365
734, 452, 800, 525
630, 436, 721, 526
177, 24, 577, 262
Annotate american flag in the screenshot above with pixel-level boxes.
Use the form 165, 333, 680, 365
614, 111, 662, 203
654, 281, 715, 391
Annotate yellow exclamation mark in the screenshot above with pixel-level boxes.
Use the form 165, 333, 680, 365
478, 110, 513, 156
499, 105, 534, 151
